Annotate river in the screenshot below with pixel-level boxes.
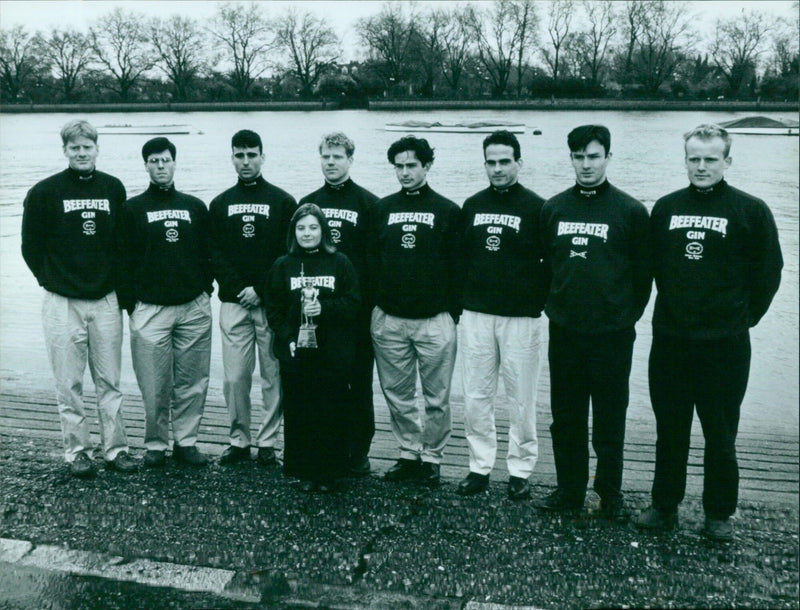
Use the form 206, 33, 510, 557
0, 109, 797, 435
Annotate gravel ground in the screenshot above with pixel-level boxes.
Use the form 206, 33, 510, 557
1, 434, 797, 609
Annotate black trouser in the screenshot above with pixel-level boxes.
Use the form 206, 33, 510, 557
346, 307, 375, 463
649, 331, 750, 520
548, 322, 635, 503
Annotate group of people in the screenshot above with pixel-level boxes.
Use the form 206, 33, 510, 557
21, 118, 782, 543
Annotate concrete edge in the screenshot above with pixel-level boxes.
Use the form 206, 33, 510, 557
1, 538, 542, 608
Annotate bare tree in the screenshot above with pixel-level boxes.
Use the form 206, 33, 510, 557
616, 0, 648, 82
511, 0, 538, 97
575, 0, 618, 88
41, 29, 92, 100
439, 5, 473, 93
150, 15, 207, 102
356, 2, 418, 93
541, 0, 575, 82
274, 8, 340, 98
767, 9, 800, 77
711, 10, 773, 97
89, 8, 155, 100
414, 7, 448, 97
0, 25, 45, 101
630, 0, 694, 96
468, 0, 533, 98
208, 2, 273, 99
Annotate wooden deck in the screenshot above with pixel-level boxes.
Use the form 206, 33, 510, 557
1, 379, 797, 507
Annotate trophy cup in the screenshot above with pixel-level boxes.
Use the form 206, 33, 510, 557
297, 276, 319, 349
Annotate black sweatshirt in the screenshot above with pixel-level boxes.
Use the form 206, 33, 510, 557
650, 180, 783, 339
299, 179, 378, 303
460, 182, 547, 317
21, 167, 126, 300
119, 183, 212, 310
540, 180, 651, 334
366, 183, 462, 320
264, 249, 360, 376
209, 176, 296, 303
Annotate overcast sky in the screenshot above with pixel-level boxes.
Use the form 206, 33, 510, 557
1, 0, 796, 61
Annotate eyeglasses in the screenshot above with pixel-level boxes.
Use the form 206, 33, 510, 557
147, 157, 173, 166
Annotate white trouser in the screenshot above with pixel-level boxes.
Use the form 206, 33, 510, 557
130, 294, 212, 451
42, 290, 127, 462
371, 307, 456, 464
459, 310, 543, 479
219, 302, 282, 448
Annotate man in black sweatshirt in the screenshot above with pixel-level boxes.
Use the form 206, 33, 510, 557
21, 119, 137, 478
367, 136, 461, 488
537, 125, 651, 519
210, 130, 296, 467
456, 130, 547, 501
299, 132, 378, 477
636, 124, 782, 541
120, 137, 213, 468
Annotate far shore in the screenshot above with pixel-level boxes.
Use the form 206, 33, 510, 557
0, 98, 797, 114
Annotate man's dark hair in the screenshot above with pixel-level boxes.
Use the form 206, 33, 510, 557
387, 136, 435, 166
141, 137, 176, 162
231, 129, 263, 153
287, 202, 336, 254
567, 125, 611, 156
483, 130, 521, 160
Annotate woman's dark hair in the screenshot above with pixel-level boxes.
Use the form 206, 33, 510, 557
287, 203, 336, 254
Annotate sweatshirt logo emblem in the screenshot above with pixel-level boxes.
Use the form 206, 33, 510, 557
486, 235, 501, 251
166, 228, 179, 243
685, 241, 703, 260
82, 220, 96, 236
330, 228, 341, 243
242, 223, 255, 238
570, 250, 587, 259
401, 233, 416, 249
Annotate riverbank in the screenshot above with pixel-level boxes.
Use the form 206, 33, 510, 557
1, 99, 797, 114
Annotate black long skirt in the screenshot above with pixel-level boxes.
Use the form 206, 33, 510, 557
280, 368, 349, 483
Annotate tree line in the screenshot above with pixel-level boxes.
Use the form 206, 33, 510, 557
1, 0, 797, 106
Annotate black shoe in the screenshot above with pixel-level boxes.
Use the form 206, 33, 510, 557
315, 481, 337, 494
172, 445, 208, 466
507, 476, 531, 501
599, 496, 627, 522
534, 488, 584, 512
255, 447, 279, 466
219, 445, 250, 465
70, 452, 96, 478
635, 505, 678, 531
703, 517, 734, 542
143, 449, 166, 468
384, 458, 420, 482
106, 451, 138, 473
457, 472, 489, 496
349, 456, 371, 477
419, 462, 440, 488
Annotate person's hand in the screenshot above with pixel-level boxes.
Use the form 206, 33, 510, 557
303, 299, 321, 317
289, 341, 296, 357
237, 286, 261, 309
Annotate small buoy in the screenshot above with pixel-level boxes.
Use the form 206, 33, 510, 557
532, 128, 542, 135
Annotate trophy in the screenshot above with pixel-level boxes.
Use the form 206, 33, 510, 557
297, 275, 319, 349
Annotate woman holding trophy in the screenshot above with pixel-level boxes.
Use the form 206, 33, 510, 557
264, 203, 361, 492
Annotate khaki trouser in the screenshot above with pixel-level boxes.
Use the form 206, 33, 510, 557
371, 307, 456, 464
130, 294, 212, 451
459, 310, 543, 479
219, 302, 282, 448
42, 290, 128, 462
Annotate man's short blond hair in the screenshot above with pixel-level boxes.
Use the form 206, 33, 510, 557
60, 120, 98, 146
319, 132, 355, 157
683, 124, 732, 157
